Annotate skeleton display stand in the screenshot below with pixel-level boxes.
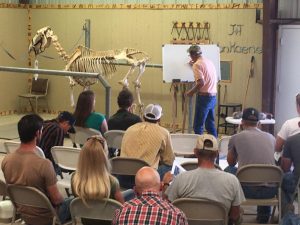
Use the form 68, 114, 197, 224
29, 26, 149, 117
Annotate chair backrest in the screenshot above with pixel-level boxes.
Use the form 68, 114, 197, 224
181, 162, 198, 171
173, 198, 228, 225
4, 141, 45, 158
171, 134, 200, 156
236, 164, 283, 184
110, 157, 149, 176
70, 126, 101, 146
51, 146, 81, 171
218, 136, 231, 160
7, 184, 60, 224
181, 162, 222, 171
31, 78, 49, 95
70, 197, 122, 223
104, 130, 125, 149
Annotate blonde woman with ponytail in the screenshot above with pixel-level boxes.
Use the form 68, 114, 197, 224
71, 135, 124, 225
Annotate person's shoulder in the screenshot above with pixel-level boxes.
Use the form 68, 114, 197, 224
286, 132, 300, 143
91, 112, 105, 118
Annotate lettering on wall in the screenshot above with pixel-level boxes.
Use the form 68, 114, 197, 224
228, 24, 243, 36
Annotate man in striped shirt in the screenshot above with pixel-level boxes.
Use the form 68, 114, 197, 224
112, 167, 188, 225
38, 111, 75, 175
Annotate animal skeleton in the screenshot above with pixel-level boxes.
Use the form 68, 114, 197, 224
29, 26, 149, 115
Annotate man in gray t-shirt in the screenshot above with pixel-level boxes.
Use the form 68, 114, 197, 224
163, 134, 245, 225
226, 107, 276, 224
281, 133, 300, 213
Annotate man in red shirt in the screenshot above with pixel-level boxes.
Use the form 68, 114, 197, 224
112, 167, 187, 225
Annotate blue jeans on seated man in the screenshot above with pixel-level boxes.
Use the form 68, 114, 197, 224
281, 172, 299, 215
57, 197, 73, 223
242, 186, 277, 224
193, 95, 217, 137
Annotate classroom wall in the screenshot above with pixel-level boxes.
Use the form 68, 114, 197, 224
0, 5, 262, 126
0, 8, 29, 115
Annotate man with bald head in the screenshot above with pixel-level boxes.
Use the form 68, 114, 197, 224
112, 167, 187, 225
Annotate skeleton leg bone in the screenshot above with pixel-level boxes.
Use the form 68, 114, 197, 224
132, 62, 146, 117
118, 65, 136, 88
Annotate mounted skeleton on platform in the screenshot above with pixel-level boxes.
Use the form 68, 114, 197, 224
29, 26, 149, 115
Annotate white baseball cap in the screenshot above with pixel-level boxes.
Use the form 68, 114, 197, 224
144, 104, 163, 121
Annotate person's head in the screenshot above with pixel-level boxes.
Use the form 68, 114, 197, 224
241, 107, 259, 128
57, 111, 76, 133
72, 135, 111, 203
296, 93, 300, 114
134, 166, 161, 195
118, 89, 134, 110
74, 90, 95, 127
187, 45, 202, 61
194, 134, 219, 165
18, 114, 43, 144
143, 104, 163, 123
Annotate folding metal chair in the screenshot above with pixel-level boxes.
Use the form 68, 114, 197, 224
70, 197, 122, 225
173, 198, 228, 225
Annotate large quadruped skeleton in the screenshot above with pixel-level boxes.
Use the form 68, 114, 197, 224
29, 26, 150, 115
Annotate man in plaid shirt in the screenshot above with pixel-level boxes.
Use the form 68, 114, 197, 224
112, 167, 188, 225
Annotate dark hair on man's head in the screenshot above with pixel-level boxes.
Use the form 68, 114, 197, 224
143, 115, 158, 123
74, 90, 95, 127
117, 89, 134, 108
18, 114, 43, 143
197, 149, 218, 163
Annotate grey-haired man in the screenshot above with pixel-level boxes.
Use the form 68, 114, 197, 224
186, 45, 218, 137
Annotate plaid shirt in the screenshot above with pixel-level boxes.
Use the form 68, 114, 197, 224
112, 191, 188, 225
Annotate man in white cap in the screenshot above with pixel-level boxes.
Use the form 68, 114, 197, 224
121, 104, 175, 180
163, 134, 245, 225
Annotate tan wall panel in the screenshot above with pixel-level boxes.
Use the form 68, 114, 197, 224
0, 8, 29, 113
30, 9, 262, 123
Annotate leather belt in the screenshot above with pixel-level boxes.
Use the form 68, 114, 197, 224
198, 92, 216, 96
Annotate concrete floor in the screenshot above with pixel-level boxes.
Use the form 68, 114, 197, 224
0, 113, 288, 224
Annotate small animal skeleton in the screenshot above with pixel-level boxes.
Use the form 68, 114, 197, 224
29, 26, 149, 115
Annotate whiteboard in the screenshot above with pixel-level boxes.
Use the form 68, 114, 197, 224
162, 44, 220, 83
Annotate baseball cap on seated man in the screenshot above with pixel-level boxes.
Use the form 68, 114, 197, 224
242, 107, 259, 122
143, 104, 163, 121
58, 111, 76, 127
195, 134, 218, 152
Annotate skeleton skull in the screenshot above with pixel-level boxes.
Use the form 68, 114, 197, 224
29, 26, 53, 56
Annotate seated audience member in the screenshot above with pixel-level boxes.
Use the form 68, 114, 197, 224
163, 134, 245, 225
1, 114, 71, 225
226, 107, 276, 223
73, 90, 108, 134
112, 166, 188, 225
71, 135, 124, 225
281, 133, 300, 214
121, 103, 175, 179
38, 111, 75, 175
275, 94, 300, 153
108, 89, 141, 131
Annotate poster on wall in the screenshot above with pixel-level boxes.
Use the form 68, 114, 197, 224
162, 44, 220, 83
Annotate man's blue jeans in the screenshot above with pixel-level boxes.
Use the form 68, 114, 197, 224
281, 172, 298, 214
194, 95, 217, 137
242, 186, 277, 223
